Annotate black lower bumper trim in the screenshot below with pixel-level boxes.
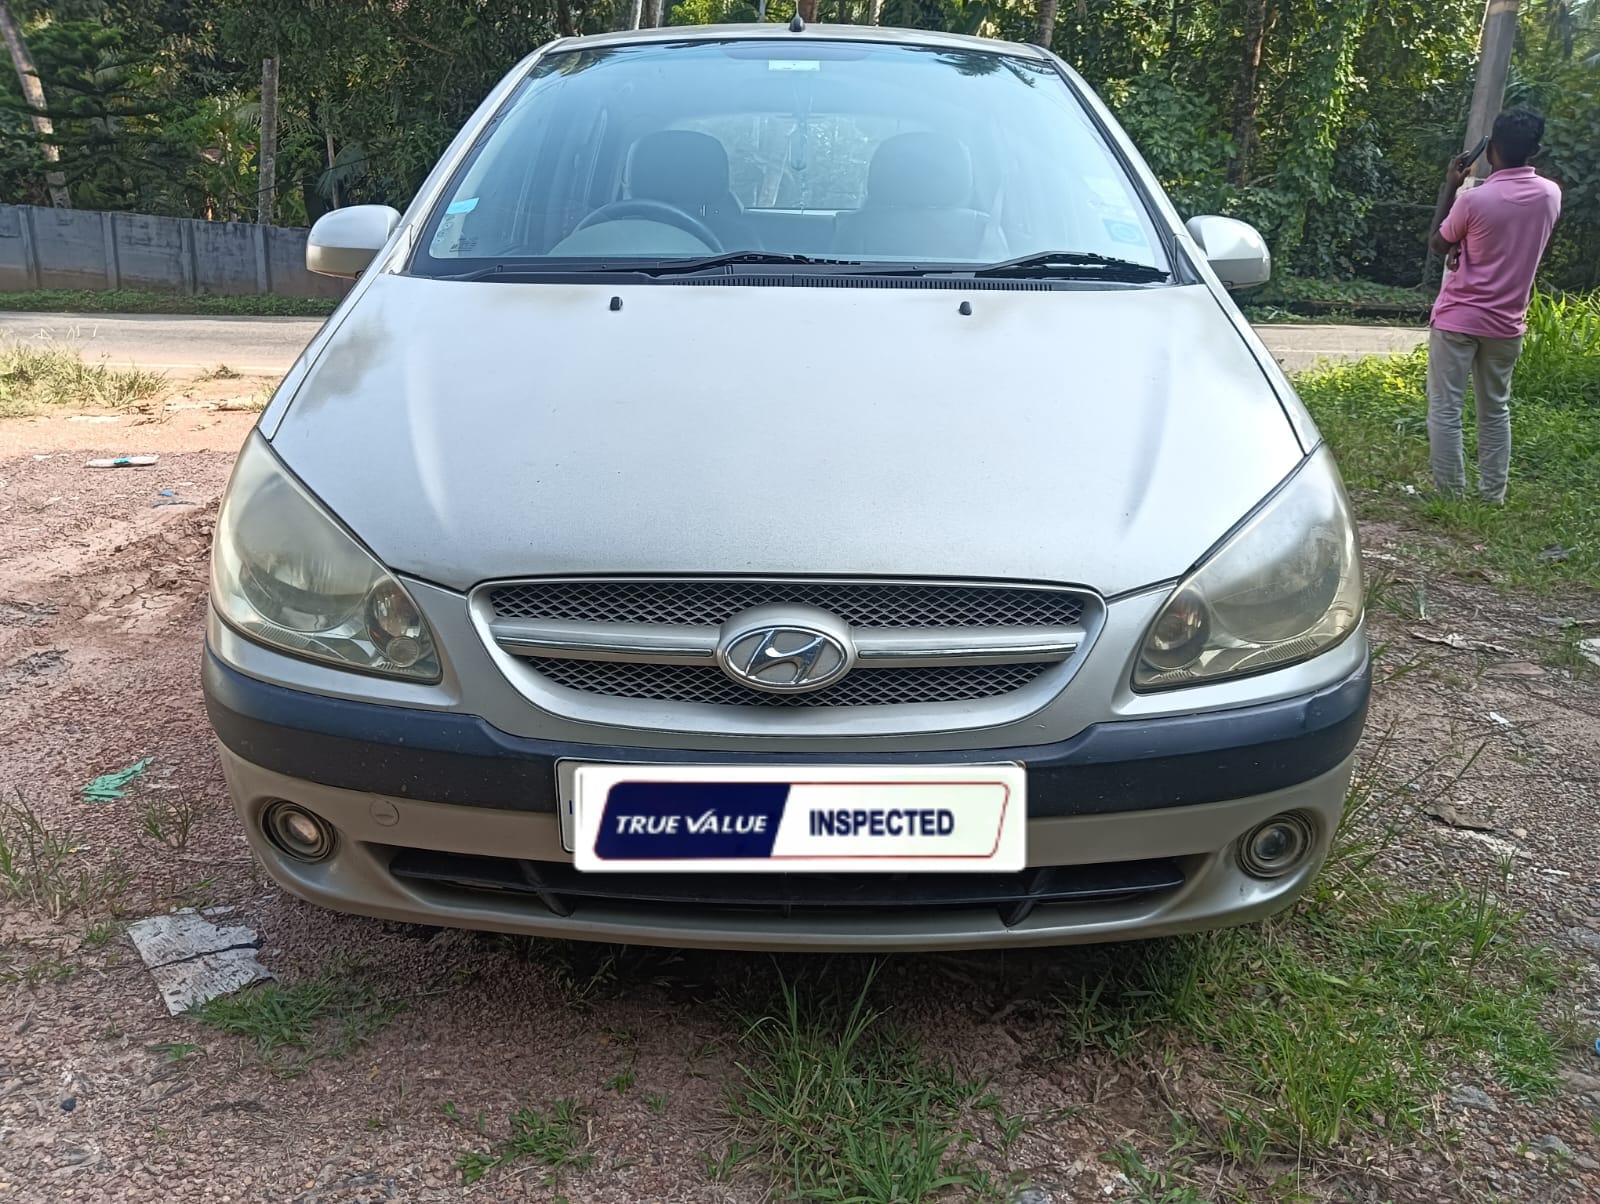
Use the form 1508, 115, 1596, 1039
203, 644, 1369, 818
386, 848, 1186, 927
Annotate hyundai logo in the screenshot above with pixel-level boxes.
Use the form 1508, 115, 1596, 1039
717, 608, 854, 693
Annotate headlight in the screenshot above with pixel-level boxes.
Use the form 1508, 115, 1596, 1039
1135, 447, 1362, 690
211, 435, 441, 681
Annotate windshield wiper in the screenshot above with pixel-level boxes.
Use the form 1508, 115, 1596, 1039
969, 251, 1168, 283
622, 251, 863, 276
436, 252, 860, 282
436, 264, 578, 282
435, 250, 1166, 284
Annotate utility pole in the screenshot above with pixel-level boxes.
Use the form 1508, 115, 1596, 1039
1426, 0, 1519, 285
258, 57, 279, 225
1463, 0, 1519, 176
0, 0, 69, 207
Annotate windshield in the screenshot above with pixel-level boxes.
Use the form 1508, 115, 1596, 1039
411, 39, 1167, 277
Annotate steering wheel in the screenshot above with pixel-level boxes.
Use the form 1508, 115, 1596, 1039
573, 199, 725, 251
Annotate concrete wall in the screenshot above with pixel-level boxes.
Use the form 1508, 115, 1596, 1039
0, 204, 349, 300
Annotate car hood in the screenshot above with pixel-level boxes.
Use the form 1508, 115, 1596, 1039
271, 273, 1304, 595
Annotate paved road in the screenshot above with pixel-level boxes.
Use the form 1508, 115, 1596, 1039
0, 312, 325, 376
0, 310, 1426, 377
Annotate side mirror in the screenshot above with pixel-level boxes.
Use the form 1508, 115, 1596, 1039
306, 205, 402, 278
1185, 215, 1271, 290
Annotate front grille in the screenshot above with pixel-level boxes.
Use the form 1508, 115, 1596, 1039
387, 848, 1186, 928
489, 579, 1084, 629
524, 657, 1051, 706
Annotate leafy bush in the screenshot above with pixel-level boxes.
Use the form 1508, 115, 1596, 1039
1246, 275, 1433, 321
1108, 72, 1235, 218
0, 290, 338, 317
1260, 276, 1431, 309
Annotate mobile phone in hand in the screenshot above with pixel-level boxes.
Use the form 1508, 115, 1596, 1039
1456, 135, 1490, 171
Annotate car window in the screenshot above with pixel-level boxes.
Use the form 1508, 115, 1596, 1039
675, 113, 909, 212
413, 39, 1166, 273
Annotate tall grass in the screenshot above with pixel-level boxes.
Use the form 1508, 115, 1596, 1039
1296, 289, 1600, 589
1518, 290, 1600, 403
0, 341, 165, 416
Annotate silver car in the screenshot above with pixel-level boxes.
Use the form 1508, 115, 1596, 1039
204, 23, 1368, 951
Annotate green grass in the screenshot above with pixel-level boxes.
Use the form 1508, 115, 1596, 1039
1298, 290, 1600, 590
137, 797, 199, 850
0, 791, 132, 920
1052, 847, 1564, 1157
1103, 1127, 1316, 1204
193, 976, 405, 1075
82, 920, 121, 948
1103, 1143, 1210, 1204
0, 943, 77, 988
0, 341, 166, 417
721, 970, 1007, 1203
147, 1041, 200, 1062
451, 1098, 594, 1187
0, 288, 337, 317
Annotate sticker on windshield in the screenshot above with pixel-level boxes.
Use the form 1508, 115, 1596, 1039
768, 60, 820, 71
445, 197, 479, 215
1103, 219, 1147, 247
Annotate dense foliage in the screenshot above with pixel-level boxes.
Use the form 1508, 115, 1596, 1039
1, 0, 1596, 288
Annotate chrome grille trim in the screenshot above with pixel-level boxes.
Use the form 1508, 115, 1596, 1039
475, 577, 1102, 715
490, 619, 718, 664
850, 626, 1082, 666
487, 617, 1083, 668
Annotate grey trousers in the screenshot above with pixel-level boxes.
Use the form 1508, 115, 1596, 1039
1426, 325, 1523, 503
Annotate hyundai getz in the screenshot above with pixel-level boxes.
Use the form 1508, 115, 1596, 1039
203, 23, 1368, 950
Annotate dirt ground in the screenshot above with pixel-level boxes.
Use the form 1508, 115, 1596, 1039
2, 391, 1599, 1203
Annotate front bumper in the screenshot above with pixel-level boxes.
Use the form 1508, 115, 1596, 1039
204, 646, 1369, 951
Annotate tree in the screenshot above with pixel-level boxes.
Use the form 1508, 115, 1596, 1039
1227, 0, 1270, 185
0, 0, 68, 205
1032, 0, 1059, 48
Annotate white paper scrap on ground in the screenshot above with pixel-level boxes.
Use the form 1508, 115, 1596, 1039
127, 907, 272, 1015
1581, 638, 1600, 669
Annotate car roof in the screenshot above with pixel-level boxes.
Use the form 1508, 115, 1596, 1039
544, 22, 1053, 60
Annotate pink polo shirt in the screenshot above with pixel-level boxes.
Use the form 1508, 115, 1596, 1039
1431, 166, 1561, 339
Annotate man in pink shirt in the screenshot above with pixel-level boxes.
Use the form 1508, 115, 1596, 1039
1426, 109, 1562, 502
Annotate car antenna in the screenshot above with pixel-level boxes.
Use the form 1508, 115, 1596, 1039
789, 12, 805, 31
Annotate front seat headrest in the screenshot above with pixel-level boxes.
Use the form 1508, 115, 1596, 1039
628, 130, 735, 207
866, 132, 974, 209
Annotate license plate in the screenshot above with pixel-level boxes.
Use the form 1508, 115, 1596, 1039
564, 764, 1025, 873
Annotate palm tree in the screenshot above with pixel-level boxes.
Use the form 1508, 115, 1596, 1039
0, 0, 70, 206
1033, 0, 1059, 48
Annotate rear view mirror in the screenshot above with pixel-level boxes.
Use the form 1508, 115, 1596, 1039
306, 205, 402, 278
1186, 215, 1271, 290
